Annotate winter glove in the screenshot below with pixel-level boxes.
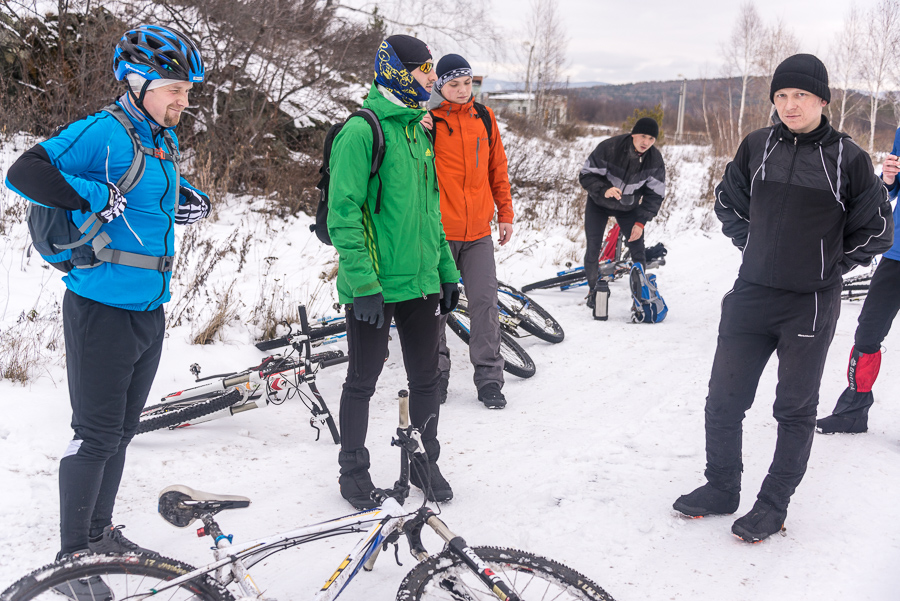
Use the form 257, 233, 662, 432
175, 186, 211, 225
440, 282, 459, 315
96, 182, 127, 223
353, 292, 385, 328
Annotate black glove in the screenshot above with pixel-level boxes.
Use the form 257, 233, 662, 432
440, 282, 459, 314
97, 182, 127, 223
175, 186, 211, 225
353, 293, 385, 328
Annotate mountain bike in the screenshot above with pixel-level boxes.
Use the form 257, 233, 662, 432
842, 264, 877, 301
1, 392, 617, 601
446, 283, 539, 379
138, 305, 346, 444
521, 224, 666, 293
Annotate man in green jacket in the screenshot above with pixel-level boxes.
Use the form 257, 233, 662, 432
327, 35, 461, 509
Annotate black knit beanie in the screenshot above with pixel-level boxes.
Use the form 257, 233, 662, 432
385, 34, 432, 70
769, 54, 830, 103
435, 54, 473, 92
632, 117, 659, 139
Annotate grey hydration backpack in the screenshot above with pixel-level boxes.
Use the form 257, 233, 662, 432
26, 103, 180, 272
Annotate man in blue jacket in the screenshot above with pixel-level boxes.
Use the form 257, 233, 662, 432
817, 130, 900, 434
5, 24, 209, 561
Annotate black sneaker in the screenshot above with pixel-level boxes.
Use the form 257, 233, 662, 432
53, 550, 112, 601
816, 414, 868, 434
88, 525, 157, 555
732, 500, 787, 543
477, 383, 506, 409
338, 448, 378, 510
673, 483, 740, 517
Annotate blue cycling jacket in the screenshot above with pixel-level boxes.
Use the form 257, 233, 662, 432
5, 95, 207, 311
883, 128, 900, 262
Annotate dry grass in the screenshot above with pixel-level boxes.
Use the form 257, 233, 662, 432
191, 284, 239, 345
0, 306, 63, 384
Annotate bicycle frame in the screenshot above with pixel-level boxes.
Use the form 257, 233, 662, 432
148, 393, 524, 601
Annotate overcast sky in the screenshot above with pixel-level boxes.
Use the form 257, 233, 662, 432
471, 0, 855, 84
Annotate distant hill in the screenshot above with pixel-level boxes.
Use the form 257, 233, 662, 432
480, 78, 608, 93
568, 77, 898, 149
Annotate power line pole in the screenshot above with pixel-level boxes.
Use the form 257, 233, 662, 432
676, 76, 687, 143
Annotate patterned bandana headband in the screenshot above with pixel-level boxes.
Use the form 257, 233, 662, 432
435, 67, 473, 93
374, 40, 431, 109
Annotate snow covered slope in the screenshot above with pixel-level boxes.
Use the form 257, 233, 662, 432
1, 133, 899, 600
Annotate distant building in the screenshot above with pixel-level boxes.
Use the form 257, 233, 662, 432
481, 91, 567, 126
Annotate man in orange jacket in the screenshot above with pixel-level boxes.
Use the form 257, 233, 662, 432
427, 54, 514, 408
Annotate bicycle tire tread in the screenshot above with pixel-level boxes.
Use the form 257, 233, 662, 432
138, 389, 243, 434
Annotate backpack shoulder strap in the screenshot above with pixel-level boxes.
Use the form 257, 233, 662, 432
350, 108, 385, 175
473, 102, 494, 148
100, 104, 146, 195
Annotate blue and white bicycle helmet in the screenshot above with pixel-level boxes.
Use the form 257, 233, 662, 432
114, 24, 204, 83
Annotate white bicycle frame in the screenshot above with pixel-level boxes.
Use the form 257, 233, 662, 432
144, 496, 410, 601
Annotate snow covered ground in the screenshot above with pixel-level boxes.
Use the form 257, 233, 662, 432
1, 135, 899, 600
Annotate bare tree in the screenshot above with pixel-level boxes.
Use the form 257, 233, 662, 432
754, 18, 799, 126
520, 0, 569, 128
334, 0, 503, 59
829, 4, 865, 132
723, 2, 764, 138
859, 0, 900, 153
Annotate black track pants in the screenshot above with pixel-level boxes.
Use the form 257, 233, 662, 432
583, 201, 646, 291
854, 258, 900, 353
703, 278, 841, 511
59, 290, 165, 554
339, 294, 441, 452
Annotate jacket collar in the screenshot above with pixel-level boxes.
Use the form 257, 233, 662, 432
366, 83, 426, 126
775, 115, 836, 146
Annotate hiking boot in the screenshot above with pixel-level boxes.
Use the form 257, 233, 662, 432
409, 439, 453, 502
732, 499, 787, 543
585, 292, 596, 310
53, 550, 113, 601
338, 448, 378, 510
439, 373, 449, 404
673, 483, 740, 517
817, 413, 868, 434
88, 525, 157, 555
477, 383, 506, 409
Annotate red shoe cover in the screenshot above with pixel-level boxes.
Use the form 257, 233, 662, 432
848, 346, 881, 393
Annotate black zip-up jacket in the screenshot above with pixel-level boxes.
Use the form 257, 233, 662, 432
579, 134, 666, 224
715, 116, 894, 293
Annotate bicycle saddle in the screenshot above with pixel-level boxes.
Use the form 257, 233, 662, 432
158, 484, 251, 528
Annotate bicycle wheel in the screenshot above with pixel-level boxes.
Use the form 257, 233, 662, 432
447, 310, 536, 379
497, 284, 564, 344
397, 546, 615, 601
1, 553, 233, 601
138, 389, 243, 434
521, 270, 586, 292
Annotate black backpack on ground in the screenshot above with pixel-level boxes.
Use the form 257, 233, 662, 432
311, 109, 385, 245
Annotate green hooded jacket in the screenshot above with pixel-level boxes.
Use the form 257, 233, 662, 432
327, 84, 460, 304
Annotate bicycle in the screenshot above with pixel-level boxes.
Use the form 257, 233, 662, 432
446, 283, 540, 379
1, 392, 617, 601
842, 263, 877, 301
138, 305, 347, 444
521, 224, 666, 293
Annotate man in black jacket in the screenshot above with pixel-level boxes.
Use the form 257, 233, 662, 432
673, 54, 894, 542
579, 117, 666, 306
